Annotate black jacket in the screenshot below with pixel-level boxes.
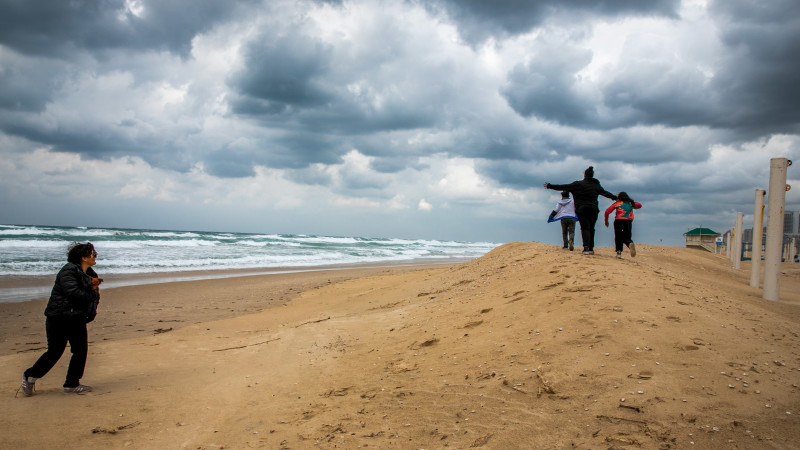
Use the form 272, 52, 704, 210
44, 262, 100, 321
547, 177, 616, 212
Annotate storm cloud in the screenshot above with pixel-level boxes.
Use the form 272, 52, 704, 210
0, 0, 798, 245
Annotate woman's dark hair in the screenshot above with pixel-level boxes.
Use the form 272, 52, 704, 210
617, 192, 635, 205
67, 242, 95, 264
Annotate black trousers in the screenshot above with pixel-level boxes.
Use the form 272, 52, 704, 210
560, 219, 576, 247
614, 219, 634, 252
576, 207, 599, 251
25, 316, 88, 388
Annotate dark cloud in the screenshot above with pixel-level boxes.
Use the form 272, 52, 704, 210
708, 0, 800, 138
501, 36, 596, 127
229, 27, 443, 139
0, 54, 62, 112
601, 64, 718, 129
207, 132, 346, 174
501, 29, 722, 133
231, 33, 334, 112
422, 0, 679, 43
369, 155, 427, 174
0, 0, 795, 203
500, 0, 800, 147
2, 117, 196, 172
595, 0, 800, 140
203, 146, 256, 178
226, 22, 450, 169
0, 0, 253, 58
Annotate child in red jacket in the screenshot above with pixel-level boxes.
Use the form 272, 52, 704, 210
604, 192, 642, 258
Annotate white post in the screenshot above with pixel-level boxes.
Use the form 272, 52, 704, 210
726, 231, 732, 258
750, 189, 765, 287
733, 213, 743, 269
763, 157, 791, 301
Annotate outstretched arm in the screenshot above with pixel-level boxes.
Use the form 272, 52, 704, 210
544, 182, 570, 191
600, 188, 617, 201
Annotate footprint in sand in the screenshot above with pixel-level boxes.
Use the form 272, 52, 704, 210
627, 370, 654, 380
462, 320, 483, 329
410, 338, 439, 350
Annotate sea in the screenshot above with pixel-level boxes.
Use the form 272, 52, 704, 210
0, 224, 500, 303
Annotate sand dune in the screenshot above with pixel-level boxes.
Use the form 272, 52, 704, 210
2, 243, 799, 449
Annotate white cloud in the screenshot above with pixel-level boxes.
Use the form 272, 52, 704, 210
436, 159, 491, 201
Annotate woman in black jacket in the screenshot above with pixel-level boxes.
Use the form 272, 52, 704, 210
19, 242, 102, 396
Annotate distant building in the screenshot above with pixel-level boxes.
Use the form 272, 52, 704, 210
742, 221, 800, 261
742, 228, 767, 245
684, 227, 720, 252
784, 211, 796, 235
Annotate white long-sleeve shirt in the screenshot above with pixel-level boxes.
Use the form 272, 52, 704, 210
548, 198, 578, 222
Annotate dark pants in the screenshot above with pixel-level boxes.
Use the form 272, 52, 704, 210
614, 219, 634, 252
25, 316, 88, 388
560, 219, 576, 247
576, 207, 599, 251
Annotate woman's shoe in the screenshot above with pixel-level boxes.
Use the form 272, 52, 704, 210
629, 242, 636, 257
64, 385, 92, 394
18, 374, 36, 397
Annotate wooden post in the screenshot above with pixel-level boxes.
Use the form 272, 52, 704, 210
764, 158, 791, 301
750, 189, 765, 287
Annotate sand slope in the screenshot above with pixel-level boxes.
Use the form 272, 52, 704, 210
2, 243, 799, 449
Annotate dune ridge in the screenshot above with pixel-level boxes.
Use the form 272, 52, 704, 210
2, 243, 799, 449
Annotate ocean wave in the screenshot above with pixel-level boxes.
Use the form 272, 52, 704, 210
0, 224, 500, 280
0, 226, 118, 238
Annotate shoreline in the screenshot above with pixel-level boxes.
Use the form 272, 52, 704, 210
0, 260, 457, 356
0, 257, 473, 303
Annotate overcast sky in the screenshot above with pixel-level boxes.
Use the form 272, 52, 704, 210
1, 0, 798, 247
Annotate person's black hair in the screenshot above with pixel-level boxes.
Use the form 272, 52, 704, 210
67, 242, 95, 265
561, 191, 570, 198
617, 192, 634, 205
584, 166, 594, 178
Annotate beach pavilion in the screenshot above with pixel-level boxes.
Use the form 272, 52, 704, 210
683, 227, 721, 252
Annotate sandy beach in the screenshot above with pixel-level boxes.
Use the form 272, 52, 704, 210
2, 243, 799, 449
